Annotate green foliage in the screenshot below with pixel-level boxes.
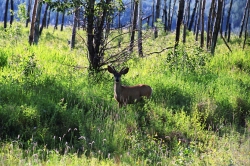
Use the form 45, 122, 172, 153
0, 23, 250, 166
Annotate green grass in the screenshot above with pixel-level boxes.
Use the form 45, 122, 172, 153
0, 22, 250, 165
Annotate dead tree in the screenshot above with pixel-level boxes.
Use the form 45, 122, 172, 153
243, 3, 250, 50
34, 1, 42, 45
195, 0, 202, 41
200, 0, 206, 48
175, 0, 185, 48
154, 0, 161, 38
211, 0, 224, 55
138, 0, 143, 56
239, 0, 250, 38
10, 0, 14, 26
206, 0, 216, 50
26, 0, 32, 27
4, 0, 9, 29
225, 0, 233, 40
188, 0, 199, 31
129, 0, 138, 52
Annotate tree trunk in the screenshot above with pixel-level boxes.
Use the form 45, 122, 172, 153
175, 0, 185, 48
167, 0, 172, 31
26, 0, 32, 27
61, 9, 66, 31
170, 0, 177, 31
47, 8, 51, 28
54, 11, 59, 30
138, 0, 143, 57
225, 0, 233, 38
10, 0, 14, 26
200, 0, 206, 48
154, 0, 161, 38
195, 0, 202, 41
39, 3, 49, 35
188, 0, 198, 31
243, 5, 250, 49
163, 0, 167, 32
206, 0, 215, 50
129, 0, 138, 52
34, 2, 42, 45
71, 7, 79, 50
151, 0, 155, 28
211, 0, 223, 55
29, 0, 38, 45
4, 0, 9, 29
220, 0, 225, 36
239, 0, 249, 38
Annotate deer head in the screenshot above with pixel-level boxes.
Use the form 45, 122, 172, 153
107, 65, 152, 107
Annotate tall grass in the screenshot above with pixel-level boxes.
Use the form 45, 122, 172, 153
0, 22, 249, 165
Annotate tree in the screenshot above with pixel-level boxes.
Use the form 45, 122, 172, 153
200, 0, 206, 47
40, 3, 49, 35
71, 6, 79, 50
188, 0, 198, 31
154, 0, 161, 38
129, 0, 138, 52
207, 0, 216, 50
34, 1, 42, 44
239, 0, 250, 38
26, 0, 32, 27
10, 0, 14, 26
211, 0, 224, 55
225, 0, 233, 40
138, 0, 143, 57
4, 0, 9, 29
195, 0, 202, 41
175, 0, 185, 48
29, 0, 39, 45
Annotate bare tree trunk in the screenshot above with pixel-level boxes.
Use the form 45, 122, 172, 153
200, 0, 206, 48
154, 0, 161, 38
29, 0, 38, 45
225, 0, 233, 38
211, 0, 223, 55
239, 0, 250, 38
10, 0, 14, 26
170, 0, 177, 31
26, 0, 32, 27
188, 0, 198, 31
4, 0, 9, 29
220, 0, 225, 36
151, 0, 155, 28
39, 3, 49, 35
138, 0, 143, 57
47, 7, 51, 28
71, 7, 79, 50
168, 0, 172, 30
163, 0, 167, 32
207, 0, 215, 50
34, 2, 42, 45
195, 0, 202, 41
54, 11, 59, 30
243, 5, 250, 50
129, 0, 138, 52
183, 0, 191, 43
175, 0, 185, 48
61, 9, 66, 31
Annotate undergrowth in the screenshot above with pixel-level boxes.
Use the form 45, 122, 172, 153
0, 22, 249, 165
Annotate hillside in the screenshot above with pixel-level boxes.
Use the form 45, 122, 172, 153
0, 22, 250, 165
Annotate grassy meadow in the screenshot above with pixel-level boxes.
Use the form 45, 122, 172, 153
0, 22, 250, 165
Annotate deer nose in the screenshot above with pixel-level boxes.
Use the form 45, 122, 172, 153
115, 78, 119, 82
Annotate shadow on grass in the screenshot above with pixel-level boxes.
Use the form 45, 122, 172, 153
152, 84, 192, 114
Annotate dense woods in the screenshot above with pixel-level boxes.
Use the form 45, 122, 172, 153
0, 0, 249, 165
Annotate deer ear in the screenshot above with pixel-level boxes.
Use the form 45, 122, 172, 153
120, 67, 129, 75
107, 66, 115, 73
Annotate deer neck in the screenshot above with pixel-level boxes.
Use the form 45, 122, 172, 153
114, 82, 122, 96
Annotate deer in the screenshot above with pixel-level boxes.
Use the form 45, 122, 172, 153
107, 65, 152, 107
